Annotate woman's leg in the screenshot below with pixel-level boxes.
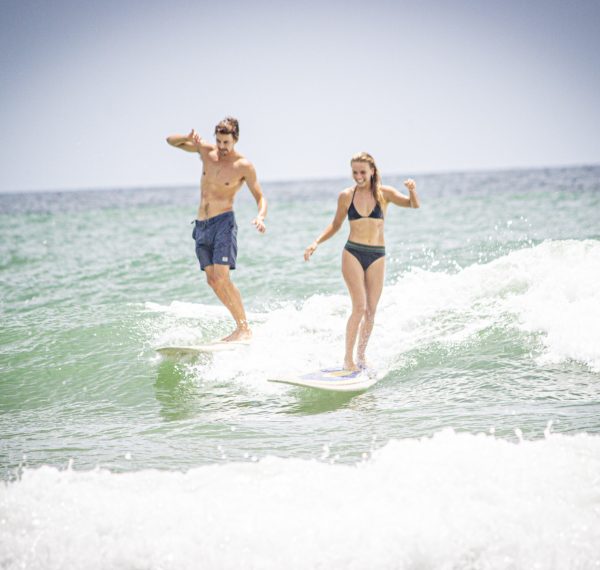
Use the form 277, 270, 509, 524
342, 249, 367, 370
357, 256, 385, 366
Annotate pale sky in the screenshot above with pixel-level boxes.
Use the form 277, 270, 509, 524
1, 0, 599, 192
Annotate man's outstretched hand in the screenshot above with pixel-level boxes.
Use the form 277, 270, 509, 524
252, 216, 266, 233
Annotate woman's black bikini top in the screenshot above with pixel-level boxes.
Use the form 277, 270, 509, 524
347, 188, 384, 221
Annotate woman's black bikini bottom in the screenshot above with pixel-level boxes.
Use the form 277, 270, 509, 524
344, 240, 386, 271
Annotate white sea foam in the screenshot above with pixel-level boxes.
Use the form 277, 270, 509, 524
503, 240, 600, 370
377, 239, 600, 371
147, 240, 600, 387
2, 430, 599, 569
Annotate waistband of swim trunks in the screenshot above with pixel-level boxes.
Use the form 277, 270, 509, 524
196, 210, 235, 227
345, 240, 386, 254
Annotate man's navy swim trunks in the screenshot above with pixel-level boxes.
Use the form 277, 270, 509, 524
192, 211, 238, 271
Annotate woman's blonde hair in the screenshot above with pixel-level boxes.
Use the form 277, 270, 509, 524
351, 152, 384, 206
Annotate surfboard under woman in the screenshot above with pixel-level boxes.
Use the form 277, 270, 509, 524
304, 152, 420, 371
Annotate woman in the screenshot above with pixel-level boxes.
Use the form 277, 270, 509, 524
304, 152, 420, 371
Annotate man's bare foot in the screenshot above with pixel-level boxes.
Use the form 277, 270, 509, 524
343, 359, 359, 372
220, 328, 252, 343
357, 357, 371, 370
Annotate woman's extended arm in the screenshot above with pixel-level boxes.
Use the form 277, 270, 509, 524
381, 179, 420, 208
304, 191, 350, 261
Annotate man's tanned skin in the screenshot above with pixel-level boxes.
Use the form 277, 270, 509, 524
166, 120, 267, 342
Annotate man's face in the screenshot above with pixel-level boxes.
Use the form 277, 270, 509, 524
216, 133, 235, 157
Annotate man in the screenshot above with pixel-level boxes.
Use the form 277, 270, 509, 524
166, 117, 267, 342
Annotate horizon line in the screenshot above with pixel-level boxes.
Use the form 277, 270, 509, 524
0, 161, 598, 196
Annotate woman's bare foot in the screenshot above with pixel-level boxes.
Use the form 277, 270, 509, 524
357, 356, 371, 370
343, 358, 359, 372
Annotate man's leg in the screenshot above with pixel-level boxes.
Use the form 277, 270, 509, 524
205, 264, 251, 341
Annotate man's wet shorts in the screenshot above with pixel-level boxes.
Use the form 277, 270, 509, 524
192, 211, 238, 271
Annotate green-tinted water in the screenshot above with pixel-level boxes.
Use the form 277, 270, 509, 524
1, 166, 599, 477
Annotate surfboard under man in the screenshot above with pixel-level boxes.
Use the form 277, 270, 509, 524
166, 117, 267, 342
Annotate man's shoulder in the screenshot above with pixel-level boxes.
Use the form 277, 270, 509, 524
235, 155, 255, 171
200, 144, 217, 159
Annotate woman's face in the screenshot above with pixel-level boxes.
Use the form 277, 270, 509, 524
351, 161, 374, 188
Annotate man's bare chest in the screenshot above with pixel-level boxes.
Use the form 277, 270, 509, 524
202, 155, 244, 188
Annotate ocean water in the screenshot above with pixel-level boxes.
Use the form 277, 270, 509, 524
1, 165, 599, 568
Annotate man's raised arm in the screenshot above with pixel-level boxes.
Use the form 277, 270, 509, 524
166, 129, 209, 153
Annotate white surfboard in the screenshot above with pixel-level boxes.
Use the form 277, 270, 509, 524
268, 367, 378, 392
156, 340, 251, 357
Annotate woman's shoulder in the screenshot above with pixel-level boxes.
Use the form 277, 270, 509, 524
338, 186, 354, 198
337, 187, 354, 206
379, 184, 397, 200
338, 188, 352, 211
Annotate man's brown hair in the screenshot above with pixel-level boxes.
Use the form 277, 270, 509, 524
214, 117, 240, 141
